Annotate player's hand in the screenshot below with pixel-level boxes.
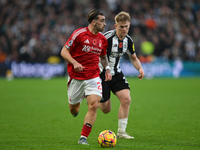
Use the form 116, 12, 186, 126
72, 61, 85, 72
105, 70, 112, 81
138, 69, 145, 80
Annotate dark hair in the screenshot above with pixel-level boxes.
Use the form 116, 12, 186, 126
87, 9, 104, 23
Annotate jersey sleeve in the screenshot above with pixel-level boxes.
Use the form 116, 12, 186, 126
64, 29, 80, 50
127, 37, 135, 55
101, 37, 108, 56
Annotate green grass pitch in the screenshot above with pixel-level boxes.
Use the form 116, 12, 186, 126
0, 77, 200, 150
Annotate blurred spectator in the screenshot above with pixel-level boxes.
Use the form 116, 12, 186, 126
0, 0, 200, 64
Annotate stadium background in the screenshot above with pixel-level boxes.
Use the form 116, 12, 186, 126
1, 0, 200, 78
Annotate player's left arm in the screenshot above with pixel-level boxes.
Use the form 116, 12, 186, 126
129, 53, 145, 80
100, 55, 112, 81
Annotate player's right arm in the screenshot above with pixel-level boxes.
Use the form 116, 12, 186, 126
60, 47, 85, 72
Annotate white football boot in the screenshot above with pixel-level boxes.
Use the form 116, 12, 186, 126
117, 131, 135, 139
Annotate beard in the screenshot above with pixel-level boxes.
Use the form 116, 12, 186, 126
95, 24, 104, 32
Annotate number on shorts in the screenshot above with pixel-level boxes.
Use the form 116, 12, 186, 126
97, 82, 102, 90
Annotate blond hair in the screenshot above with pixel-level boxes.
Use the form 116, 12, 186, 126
114, 11, 130, 23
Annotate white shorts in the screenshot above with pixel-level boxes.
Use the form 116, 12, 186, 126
67, 76, 102, 105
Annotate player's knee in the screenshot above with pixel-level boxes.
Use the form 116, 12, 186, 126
89, 101, 99, 111
121, 97, 131, 106
70, 109, 78, 115
69, 107, 79, 116
72, 111, 79, 117
69, 103, 80, 116
99, 103, 111, 114
102, 107, 111, 114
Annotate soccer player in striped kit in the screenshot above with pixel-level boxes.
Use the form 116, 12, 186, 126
99, 11, 145, 139
60, 9, 112, 145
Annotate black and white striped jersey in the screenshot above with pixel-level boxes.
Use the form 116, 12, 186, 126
100, 30, 135, 75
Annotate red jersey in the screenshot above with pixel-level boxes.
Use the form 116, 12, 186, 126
64, 27, 108, 80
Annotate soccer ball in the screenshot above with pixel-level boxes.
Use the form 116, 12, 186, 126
98, 130, 117, 148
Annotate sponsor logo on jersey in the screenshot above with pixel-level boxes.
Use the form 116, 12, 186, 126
82, 45, 102, 54
132, 44, 135, 51
110, 52, 124, 58
82, 45, 91, 52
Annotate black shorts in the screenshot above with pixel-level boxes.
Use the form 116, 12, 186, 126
100, 71, 130, 103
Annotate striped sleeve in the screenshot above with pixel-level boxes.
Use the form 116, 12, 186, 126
127, 35, 135, 55
64, 27, 87, 50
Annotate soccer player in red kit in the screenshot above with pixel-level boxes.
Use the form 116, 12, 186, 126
60, 9, 112, 145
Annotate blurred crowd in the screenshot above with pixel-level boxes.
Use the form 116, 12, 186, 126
1, 0, 200, 64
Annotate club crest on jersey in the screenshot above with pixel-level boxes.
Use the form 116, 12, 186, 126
123, 42, 128, 49
99, 40, 102, 47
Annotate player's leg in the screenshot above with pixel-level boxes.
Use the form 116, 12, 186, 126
99, 99, 111, 114
84, 94, 101, 125
78, 95, 101, 145
116, 89, 131, 119
67, 78, 90, 144
67, 78, 84, 117
69, 103, 80, 117
112, 72, 133, 139
115, 89, 134, 139
78, 77, 102, 145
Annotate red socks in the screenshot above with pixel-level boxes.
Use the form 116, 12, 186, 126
81, 123, 92, 138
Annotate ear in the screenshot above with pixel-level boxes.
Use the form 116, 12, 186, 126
114, 24, 117, 29
92, 20, 96, 25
